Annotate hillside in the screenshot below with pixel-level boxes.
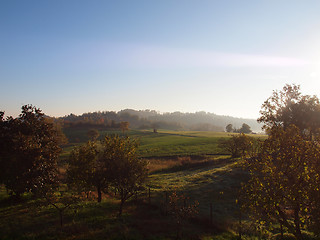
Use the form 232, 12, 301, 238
58, 109, 262, 133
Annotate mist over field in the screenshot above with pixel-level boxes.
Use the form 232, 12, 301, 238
58, 108, 262, 133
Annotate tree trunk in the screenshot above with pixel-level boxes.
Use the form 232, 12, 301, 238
293, 207, 303, 240
97, 185, 102, 203
294, 228, 303, 240
238, 206, 242, 240
12, 192, 21, 201
280, 222, 284, 240
176, 221, 182, 240
59, 209, 63, 227
277, 207, 293, 233
119, 198, 124, 216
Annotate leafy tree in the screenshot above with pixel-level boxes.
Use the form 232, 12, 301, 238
0, 105, 61, 198
151, 122, 160, 133
87, 129, 99, 141
258, 84, 320, 139
168, 191, 198, 239
239, 123, 252, 134
42, 186, 79, 227
101, 135, 148, 216
218, 133, 254, 158
226, 123, 233, 133
119, 121, 129, 134
242, 125, 320, 239
67, 141, 108, 202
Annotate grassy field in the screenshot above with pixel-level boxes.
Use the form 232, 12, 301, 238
62, 129, 266, 158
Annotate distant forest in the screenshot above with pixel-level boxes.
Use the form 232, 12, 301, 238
55, 109, 262, 133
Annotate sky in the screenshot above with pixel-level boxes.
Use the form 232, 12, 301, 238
1, 0, 320, 119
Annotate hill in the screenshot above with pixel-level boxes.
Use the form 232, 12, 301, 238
57, 109, 262, 133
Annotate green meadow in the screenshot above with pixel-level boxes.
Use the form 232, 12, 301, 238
62, 129, 265, 158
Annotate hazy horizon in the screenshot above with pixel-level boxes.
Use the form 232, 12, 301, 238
1, 106, 262, 121
1, 1, 320, 119
55, 108, 263, 120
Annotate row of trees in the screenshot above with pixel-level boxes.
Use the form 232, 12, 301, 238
225, 123, 252, 134
58, 108, 261, 132
67, 136, 148, 215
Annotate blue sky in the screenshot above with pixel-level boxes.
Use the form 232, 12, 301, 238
1, 1, 320, 118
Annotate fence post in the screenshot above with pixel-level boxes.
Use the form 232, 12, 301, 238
148, 187, 151, 204
238, 200, 242, 240
165, 191, 168, 215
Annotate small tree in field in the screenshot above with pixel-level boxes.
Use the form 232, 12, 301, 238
239, 123, 252, 134
41, 186, 79, 227
87, 129, 99, 141
102, 135, 148, 216
169, 191, 198, 239
67, 141, 108, 203
226, 123, 233, 133
120, 121, 129, 134
218, 133, 254, 158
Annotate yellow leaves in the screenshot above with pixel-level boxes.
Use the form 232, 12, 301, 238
242, 123, 320, 233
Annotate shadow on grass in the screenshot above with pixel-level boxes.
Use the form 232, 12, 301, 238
0, 195, 128, 240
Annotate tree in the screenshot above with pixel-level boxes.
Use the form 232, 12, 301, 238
101, 135, 148, 216
226, 123, 233, 133
0, 105, 61, 198
151, 122, 160, 133
41, 186, 79, 227
87, 129, 99, 141
239, 123, 252, 134
168, 191, 198, 239
242, 125, 320, 239
218, 133, 254, 158
258, 84, 320, 139
67, 141, 108, 203
119, 121, 129, 134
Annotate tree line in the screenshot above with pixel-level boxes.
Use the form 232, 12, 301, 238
55, 109, 260, 132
